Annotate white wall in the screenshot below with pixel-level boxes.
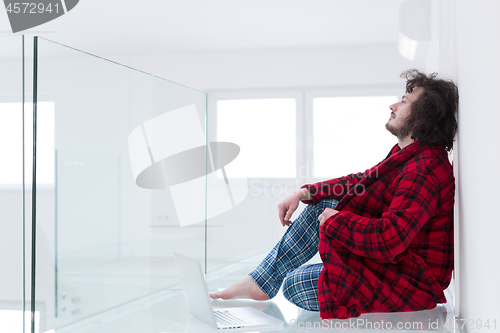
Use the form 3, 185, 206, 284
456, 0, 500, 330
117, 43, 420, 92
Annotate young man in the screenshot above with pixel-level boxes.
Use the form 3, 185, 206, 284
210, 69, 459, 320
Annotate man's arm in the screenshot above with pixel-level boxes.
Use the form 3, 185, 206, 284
300, 172, 364, 206
320, 171, 438, 263
277, 188, 312, 227
302, 144, 400, 206
298, 187, 312, 201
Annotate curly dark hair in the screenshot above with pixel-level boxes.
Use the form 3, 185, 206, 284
400, 69, 459, 152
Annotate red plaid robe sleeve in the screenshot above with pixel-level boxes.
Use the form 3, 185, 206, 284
300, 172, 365, 205
300, 145, 400, 206
321, 171, 438, 263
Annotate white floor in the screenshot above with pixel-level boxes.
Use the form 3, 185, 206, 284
38, 254, 460, 333
42, 288, 458, 333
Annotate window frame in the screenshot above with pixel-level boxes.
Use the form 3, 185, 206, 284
207, 84, 404, 187
304, 84, 403, 184
207, 89, 304, 187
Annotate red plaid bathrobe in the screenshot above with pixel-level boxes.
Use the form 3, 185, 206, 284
301, 141, 454, 319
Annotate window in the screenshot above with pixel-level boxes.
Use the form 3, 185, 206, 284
216, 98, 296, 178
312, 96, 398, 178
209, 87, 401, 182
0, 102, 55, 186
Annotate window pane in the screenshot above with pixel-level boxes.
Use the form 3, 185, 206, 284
217, 98, 296, 177
0, 103, 23, 185
313, 96, 398, 178
0, 102, 54, 185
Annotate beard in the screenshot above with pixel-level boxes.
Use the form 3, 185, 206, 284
385, 120, 402, 138
385, 118, 411, 139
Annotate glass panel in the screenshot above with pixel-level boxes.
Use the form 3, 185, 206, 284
34, 37, 207, 331
0, 35, 25, 333
313, 96, 398, 178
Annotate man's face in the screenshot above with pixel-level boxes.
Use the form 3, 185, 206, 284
385, 86, 424, 139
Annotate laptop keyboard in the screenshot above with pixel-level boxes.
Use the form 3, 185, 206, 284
214, 310, 248, 327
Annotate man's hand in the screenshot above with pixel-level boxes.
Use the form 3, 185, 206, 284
278, 189, 311, 227
318, 208, 339, 226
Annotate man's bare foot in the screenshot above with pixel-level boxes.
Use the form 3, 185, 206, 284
209, 276, 270, 300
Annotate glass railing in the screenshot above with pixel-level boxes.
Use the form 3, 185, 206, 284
16, 36, 283, 332
33, 37, 208, 331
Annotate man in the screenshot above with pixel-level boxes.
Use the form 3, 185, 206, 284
210, 69, 458, 320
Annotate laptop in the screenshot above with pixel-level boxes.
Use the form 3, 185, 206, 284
174, 252, 285, 330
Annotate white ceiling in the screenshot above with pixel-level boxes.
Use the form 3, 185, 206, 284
1, 0, 406, 56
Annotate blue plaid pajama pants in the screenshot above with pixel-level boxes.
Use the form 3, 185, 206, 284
249, 199, 339, 311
